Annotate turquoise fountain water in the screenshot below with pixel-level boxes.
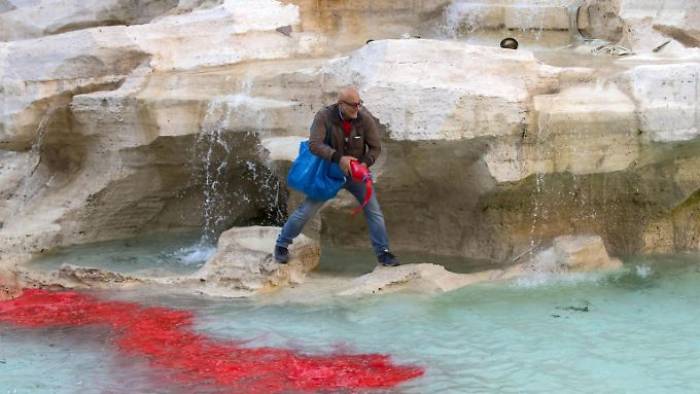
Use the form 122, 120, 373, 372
4, 244, 700, 393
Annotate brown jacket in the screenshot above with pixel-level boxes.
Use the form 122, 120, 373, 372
308, 104, 381, 167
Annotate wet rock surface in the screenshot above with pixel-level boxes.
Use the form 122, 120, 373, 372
517, 235, 624, 274
193, 226, 320, 294
337, 263, 502, 296
0, 0, 181, 41
11, 232, 622, 299
0, 267, 21, 301
13, 226, 320, 297
337, 235, 623, 297
57, 264, 145, 287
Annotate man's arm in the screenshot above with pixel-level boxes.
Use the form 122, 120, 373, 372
361, 114, 381, 167
308, 110, 341, 163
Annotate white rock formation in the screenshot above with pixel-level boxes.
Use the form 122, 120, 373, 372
338, 263, 502, 296
616, 0, 699, 55
324, 39, 560, 141
57, 264, 145, 287
1, 0, 700, 268
583, 0, 699, 57
261, 136, 306, 162
338, 235, 622, 297
1, 30, 145, 150
506, 234, 623, 277
195, 226, 320, 293
0, 0, 181, 41
486, 84, 639, 182
0, 0, 316, 254
126, 0, 313, 71
0, 266, 20, 301
445, 0, 577, 32
617, 63, 700, 142
1, 0, 313, 148
11, 226, 320, 297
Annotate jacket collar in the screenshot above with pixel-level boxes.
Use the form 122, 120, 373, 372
329, 103, 343, 125
330, 103, 362, 124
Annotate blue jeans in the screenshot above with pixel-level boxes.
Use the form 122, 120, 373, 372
276, 178, 390, 256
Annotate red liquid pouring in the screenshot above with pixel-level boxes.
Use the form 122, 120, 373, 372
349, 160, 373, 216
0, 289, 423, 393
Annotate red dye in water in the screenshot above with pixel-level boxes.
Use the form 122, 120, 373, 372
0, 289, 423, 393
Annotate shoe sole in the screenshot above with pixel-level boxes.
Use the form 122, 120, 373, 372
271, 253, 289, 264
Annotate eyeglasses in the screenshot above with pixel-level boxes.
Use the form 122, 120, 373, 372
340, 100, 363, 109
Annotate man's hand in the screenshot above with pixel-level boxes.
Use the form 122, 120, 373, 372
339, 155, 355, 175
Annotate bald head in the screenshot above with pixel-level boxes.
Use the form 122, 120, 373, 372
337, 86, 362, 119
338, 86, 360, 102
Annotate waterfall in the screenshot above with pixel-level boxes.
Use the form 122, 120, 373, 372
163, 99, 233, 265
190, 90, 287, 249
198, 98, 233, 244
567, 2, 584, 43
14, 105, 59, 213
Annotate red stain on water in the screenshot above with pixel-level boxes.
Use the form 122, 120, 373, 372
0, 289, 423, 393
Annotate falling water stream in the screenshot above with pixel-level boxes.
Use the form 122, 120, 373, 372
198, 99, 234, 245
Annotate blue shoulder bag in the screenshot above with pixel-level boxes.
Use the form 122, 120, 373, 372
287, 132, 346, 201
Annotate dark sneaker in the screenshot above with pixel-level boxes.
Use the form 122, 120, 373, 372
274, 245, 289, 264
377, 250, 400, 267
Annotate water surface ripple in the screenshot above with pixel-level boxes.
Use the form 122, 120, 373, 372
3, 253, 700, 393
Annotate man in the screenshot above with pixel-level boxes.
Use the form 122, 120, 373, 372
274, 87, 400, 267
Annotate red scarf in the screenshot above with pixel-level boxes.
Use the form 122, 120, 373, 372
342, 119, 352, 137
